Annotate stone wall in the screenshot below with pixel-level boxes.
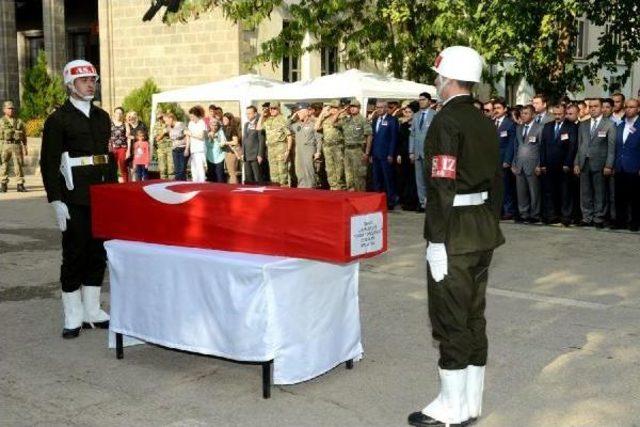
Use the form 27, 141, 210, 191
98, 0, 241, 114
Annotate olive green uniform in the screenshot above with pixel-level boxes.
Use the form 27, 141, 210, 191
320, 116, 346, 190
342, 114, 371, 191
153, 121, 174, 179
263, 115, 291, 186
424, 94, 505, 370
1, 116, 27, 186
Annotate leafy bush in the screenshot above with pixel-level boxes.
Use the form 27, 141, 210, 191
25, 118, 45, 137
157, 102, 186, 123
19, 51, 67, 121
122, 78, 161, 128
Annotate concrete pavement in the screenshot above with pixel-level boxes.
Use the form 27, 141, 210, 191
1, 176, 639, 426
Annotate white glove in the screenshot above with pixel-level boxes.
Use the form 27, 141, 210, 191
50, 201, 70, 232
426, 242, 448, 283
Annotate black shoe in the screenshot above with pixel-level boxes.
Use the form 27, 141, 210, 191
407, 411, 471, 427
561, 220, 571, 227
82, 320, 110, 329
629, 225, 639, 232
416, 207, 425, 213
0, 183, 6, 192
528, 218, 540, 224
578, 221, 593, 227
16, 184, 26, 192
62, 327, 81, 339
594, 222, 604, 229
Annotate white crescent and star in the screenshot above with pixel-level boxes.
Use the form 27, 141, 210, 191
142, 183, 279, 205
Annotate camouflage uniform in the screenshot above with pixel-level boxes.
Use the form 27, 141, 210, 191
320, 114, 346, 190
342, 113, 371, 191
263, 114, 291, 186
1, 109, 27, 188
153, 120, 174, 179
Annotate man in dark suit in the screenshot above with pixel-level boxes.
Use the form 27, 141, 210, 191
539, 104, 579, 226
370, 101, 399, 209
613, 98, 640, 231
574, 98, 616, 228
493, 97, 516, 219
242, 105, 266, 184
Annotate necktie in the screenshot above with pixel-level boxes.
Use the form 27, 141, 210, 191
419, 111, 425, 129
554, 123, 560, 139
523, 124, 529, 139
536, 116, 541, 124
376, 117, 382, 132
495, 119, 499, 128
590, 119, 597, 137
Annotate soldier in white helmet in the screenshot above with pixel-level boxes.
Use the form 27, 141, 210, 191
407, 47, 505, 426
40, 60, 116, 339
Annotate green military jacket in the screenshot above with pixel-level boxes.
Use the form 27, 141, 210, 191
153, 121, 171, 149
320, 116, 345, 147
1, 116, 26, 144
342, 114, 371, 147
263, 115, 290, 146
424, 95, 505, 255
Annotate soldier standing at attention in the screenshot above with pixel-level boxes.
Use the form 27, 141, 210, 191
407, 46, 505, 427
153, 110, 174, 180
341, 99, 372, 191
1, 100, 28, 192
40, 60, 116, 339
288, 102, 322, 188
258, 101, 291, 186
316, 100, 347, 190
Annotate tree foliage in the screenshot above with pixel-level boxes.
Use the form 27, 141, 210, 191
154, 0, 640, 101
122, 78, 161, 127
19, 51, 67, 121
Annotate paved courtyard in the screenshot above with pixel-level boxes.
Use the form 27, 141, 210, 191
1, 177, 639, 426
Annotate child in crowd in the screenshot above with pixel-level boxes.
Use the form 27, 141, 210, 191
133, 129, 150, 181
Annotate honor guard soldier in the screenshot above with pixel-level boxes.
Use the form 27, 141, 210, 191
408, 47, 505, 427
342, 99, 372, 191
40, 60, 117, 339
1, 100, 28, 192
153, 110, 174, 180
257, 101, 292, 186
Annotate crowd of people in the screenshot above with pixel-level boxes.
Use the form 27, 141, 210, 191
106, 90, 639, 231
482, 92, 639, 231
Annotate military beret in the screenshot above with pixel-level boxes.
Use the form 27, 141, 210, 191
295, 102, 311, 111
3, 101, 15, 109
269, 101, 281, 109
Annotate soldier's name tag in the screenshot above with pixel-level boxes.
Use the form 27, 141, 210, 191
597, 130, 607, 138
500, 130, 508, 137
431, 155, 457, 179
560, 133, 569, 141
528, 136, 537, 143
355, 126, 362, 131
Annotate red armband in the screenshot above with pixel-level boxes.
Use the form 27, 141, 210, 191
431, 155, 457, 179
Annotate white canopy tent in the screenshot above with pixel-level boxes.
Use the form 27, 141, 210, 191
258, 68, 437, 111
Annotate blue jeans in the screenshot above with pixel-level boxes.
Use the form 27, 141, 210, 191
173, 147, 188, 180
206, 161, 225, 182
135, 165, 148, 181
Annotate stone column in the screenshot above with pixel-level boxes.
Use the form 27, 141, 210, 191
0, 0, 19, 104
42, 0, 66, 74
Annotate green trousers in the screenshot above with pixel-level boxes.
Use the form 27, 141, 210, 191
0, 143, 25, 185
427, 250, 493, 370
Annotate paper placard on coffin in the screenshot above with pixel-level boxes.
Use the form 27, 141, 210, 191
91, 182, 388, 263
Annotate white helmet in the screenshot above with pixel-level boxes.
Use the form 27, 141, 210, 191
432, 46, 483, 83
63, 59, 99, 86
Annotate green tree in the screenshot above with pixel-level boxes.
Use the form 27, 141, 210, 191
19, 50, 67, 120
122, 78, 161, 127
153, 0, 640, 101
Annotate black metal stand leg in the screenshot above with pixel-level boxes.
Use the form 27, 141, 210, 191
116, 332, 123, 359
346, 359, 354, 370
262, 360, 272, 399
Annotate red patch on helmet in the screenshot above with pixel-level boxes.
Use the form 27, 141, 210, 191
431, 155, 457, 179
434, 55, 443, 69
69, 65, 96, 76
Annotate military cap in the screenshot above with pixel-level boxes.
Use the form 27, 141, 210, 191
295, 102, 311, 111
325, 99, 341, 108
269, 101, 281, 109
3, 101, 15, 109
349, 99, 361, 107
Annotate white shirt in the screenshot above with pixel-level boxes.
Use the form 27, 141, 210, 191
495, 116, 504, 128
623, 116, 638, 143
376, 114, 387, 132
188, 119, 207, 154
590, 115, 603, 133
69, 96, 91, 118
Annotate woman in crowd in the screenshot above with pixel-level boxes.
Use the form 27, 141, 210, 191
222, 112, 241, 184
396, 102, 419, 210
125, 111, 147, 181
109, 107, 129, 183
185, 105, 207, 182
205, 119, 226, 182
164, 112, 188, 180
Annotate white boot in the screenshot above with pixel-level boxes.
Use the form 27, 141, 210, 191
466, 365, 485, 420
81, 285, 110, 329
421, 367, 469, 425
61, 290, 83, 338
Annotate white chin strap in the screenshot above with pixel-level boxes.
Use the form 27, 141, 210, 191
68, 82, 95, 102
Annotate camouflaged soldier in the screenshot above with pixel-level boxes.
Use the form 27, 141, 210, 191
342, 99, 372, 191
316, 99, 346, 190
258, 102, 291, 186
1, 101, 28, 192
153, 111, 174, 179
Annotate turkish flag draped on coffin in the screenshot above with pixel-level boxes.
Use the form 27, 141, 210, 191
91, 182, 388, 263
